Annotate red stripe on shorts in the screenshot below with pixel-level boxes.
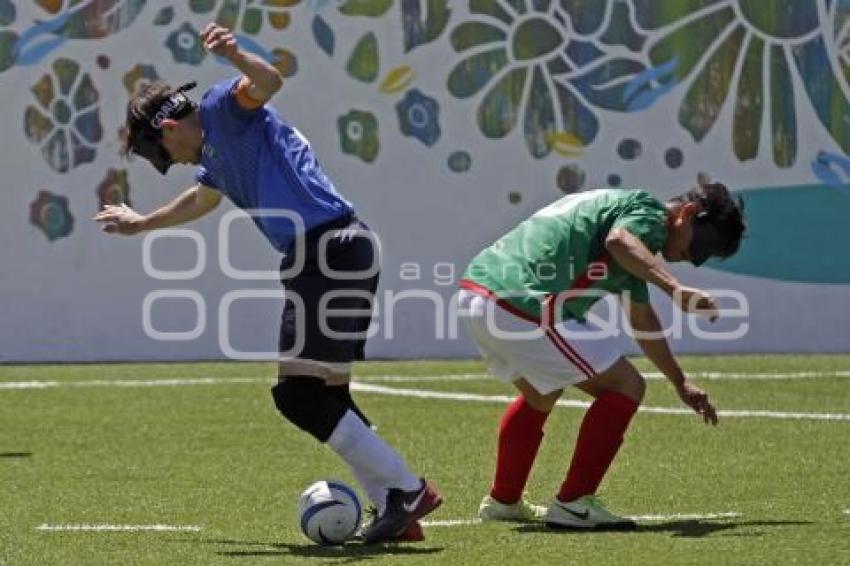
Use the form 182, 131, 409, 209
544, 297, 596, 379
459, 279, 541, 325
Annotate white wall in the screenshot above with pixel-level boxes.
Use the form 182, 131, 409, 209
2, 1, 849, 362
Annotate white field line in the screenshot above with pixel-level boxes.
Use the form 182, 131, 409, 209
421, 512, 740, 528
422, 519, 482, 527
0, 377, 265, 390
3, 375, 850, 421
362, 371, 850, 382
3, 369, 850, 390
36, 523, 201, 532
352, 383, 850, 422
362, 371, 850, 381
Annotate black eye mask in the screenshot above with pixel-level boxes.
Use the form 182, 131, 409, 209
129, 82, 198, 175
689, 208, 723, 267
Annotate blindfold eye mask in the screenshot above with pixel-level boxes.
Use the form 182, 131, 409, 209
129, 82, 198, 175
688, 201, 724, 267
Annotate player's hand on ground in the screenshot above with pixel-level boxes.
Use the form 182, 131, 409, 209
93, 204, 147, 235
673, 286, 719, 322
676, 379, 718, 425
201, 23, 238, 59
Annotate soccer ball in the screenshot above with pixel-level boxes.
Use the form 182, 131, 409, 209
298, 480, 362, 545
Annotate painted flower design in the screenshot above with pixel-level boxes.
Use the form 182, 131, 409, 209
634, 0, 850, 167
447, 0, 657, 158
35, 0, 75, 14
24, 58, 102, 173
96, 169, 132, 210
34, 0, 147, 39
166, 22, 206, 66
189, 0, 301, 34
0, 0, 16, 72
0, 0, 14, 25
396, 89, 441, 147
30, 190, 74, 242
337, 110, 379, 162
122, 63, 159, 96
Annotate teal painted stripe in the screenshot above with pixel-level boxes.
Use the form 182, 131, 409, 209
707, 184, 850, 284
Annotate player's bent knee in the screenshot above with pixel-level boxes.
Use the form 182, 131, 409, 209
590, 359, 646, 403
614, 368, 646, 403
271, 377, 347, 442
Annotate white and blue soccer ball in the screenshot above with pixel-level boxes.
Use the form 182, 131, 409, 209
298, 480, 362, 545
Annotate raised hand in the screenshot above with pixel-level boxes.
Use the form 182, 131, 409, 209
200, 23, 238, 59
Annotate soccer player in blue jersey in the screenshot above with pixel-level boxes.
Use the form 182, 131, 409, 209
94, 23, 441, 543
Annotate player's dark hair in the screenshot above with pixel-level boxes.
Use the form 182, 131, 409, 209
121, 81, 174, 157
671, 178, 746, 259
121, 81, 198, 174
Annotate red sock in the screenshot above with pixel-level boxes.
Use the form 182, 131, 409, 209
490, 396, 550, 504
558, 391, 638, 502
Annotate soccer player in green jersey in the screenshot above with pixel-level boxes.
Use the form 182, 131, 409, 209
459, 180, 745, 529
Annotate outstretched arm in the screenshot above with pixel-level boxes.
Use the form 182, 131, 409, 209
626, 299, 718, 425
605, 227, 718, 321
93, 184, 222, 235
200, 23, 283, 106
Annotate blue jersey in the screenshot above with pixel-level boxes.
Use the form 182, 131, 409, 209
196, 77, 354, 252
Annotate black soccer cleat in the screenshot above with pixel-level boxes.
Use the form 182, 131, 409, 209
361, 478, 442, 544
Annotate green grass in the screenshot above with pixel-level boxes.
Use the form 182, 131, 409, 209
1, 356, 849, 565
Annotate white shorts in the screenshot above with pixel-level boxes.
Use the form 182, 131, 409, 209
459, 288, 622, 395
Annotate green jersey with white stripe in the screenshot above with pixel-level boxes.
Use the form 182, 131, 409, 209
462, 189, 668, 322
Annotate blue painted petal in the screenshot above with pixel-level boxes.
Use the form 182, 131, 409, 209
74, 109, 103, 144
69, 129, 96, 167
793, 36, 850, 158
16, 35, 65, 67
43, 128, 70, 173
565, 40, 604, 66
570, 56, 649, 112
402, 0, 452, 52
560, 0, 609, 35
0, 0, 15, 26
312, 15, 335, 56
622, 57, 678, 107
811, 151, 850, 188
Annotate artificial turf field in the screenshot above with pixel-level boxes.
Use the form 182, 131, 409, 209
1, 355, 849, 565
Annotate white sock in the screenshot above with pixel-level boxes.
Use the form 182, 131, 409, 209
327, 411, 421, 494
350, 467, 387, 515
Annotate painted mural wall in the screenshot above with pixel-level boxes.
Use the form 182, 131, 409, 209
1, 0, 849, 362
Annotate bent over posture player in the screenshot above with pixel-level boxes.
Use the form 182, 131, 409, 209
459, 183, 745, 529
95, 24, 441, 543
